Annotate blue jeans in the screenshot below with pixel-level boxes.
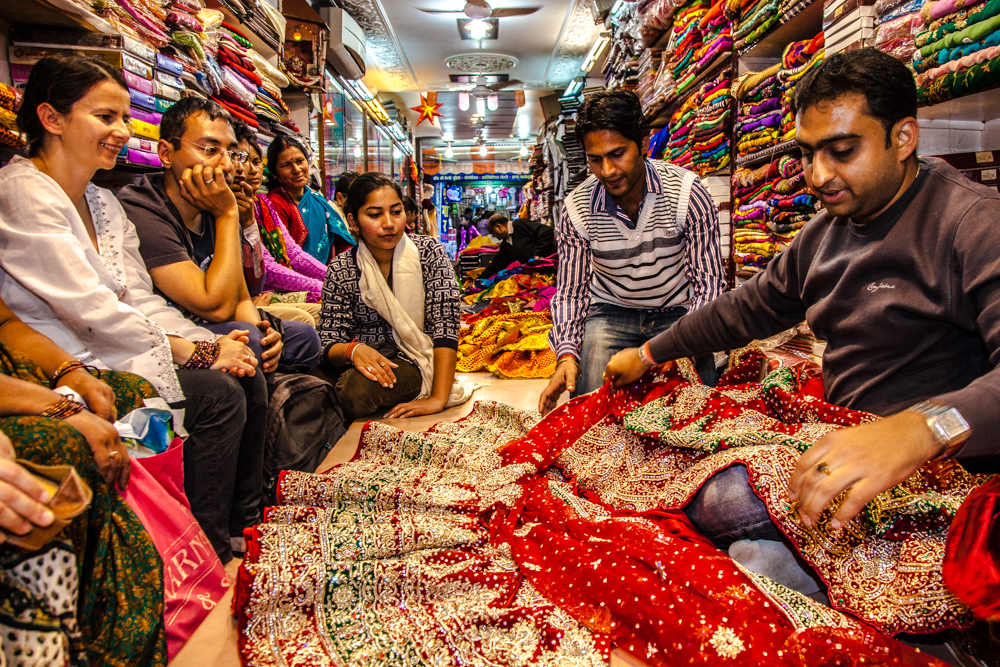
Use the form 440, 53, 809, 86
684, 465, 782, 546
204, 319, 322, 373
575, 303, 718, 396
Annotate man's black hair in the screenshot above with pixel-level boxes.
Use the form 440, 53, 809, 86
160, 96, 232, 146
791, 48, 917, 148
335, 171, 361, 197
574, 89, 651, 150
231, 119, 256, 148
401, 195, 419, 214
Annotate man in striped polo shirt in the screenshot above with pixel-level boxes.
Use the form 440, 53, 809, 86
538, 89, 726, 415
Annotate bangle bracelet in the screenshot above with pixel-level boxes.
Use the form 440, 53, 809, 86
40, 397, 85, 420
345, 341, 360, 365
557, 354, 578, 367
49, 361, 99, 388
638, 342, 655, 367
182, 340, 221, 369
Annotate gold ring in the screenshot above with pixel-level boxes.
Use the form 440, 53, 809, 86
109, 451, 118, 459
816, 462, 831, 476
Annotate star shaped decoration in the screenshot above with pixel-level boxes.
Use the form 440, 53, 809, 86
411, 93, 445, 127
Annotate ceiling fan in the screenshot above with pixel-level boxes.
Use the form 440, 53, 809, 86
468, 75, 522, 96
418, 1, 541, 19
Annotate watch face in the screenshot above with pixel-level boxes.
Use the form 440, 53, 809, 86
935, 409, 970, 439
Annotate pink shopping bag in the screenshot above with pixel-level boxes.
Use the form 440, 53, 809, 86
119, 438, 230, 659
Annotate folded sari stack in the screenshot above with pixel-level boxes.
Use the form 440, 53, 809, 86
730, 0, 780, 51
913, 0, 1000, 103
734, 63, 783, 156
872, 0, 923, 61
663, 0, 712, 100
665, 92, 701, 169
731, 159, 778, 277
766, 154, 820, 251
234, 349, 980, 667
776, 34, 825, 142
690, 72, 733, 175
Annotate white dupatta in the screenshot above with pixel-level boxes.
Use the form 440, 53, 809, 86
356, 235, 475, 407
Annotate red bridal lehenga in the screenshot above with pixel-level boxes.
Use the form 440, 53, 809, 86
233, 348, 987, 666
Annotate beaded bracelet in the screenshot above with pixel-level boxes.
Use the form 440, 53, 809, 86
182, 340, 221, 369
49, 361, 100, 388
638, 342, 655, 367
39, 397, 85, 420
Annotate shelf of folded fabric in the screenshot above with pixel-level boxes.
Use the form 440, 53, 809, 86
917, 76, 1000, 115
0, 0, 117, 35
736, 138, 799, 166
650, 51, 734, 123
738, 0, 824, 57
206, 0, 280, 59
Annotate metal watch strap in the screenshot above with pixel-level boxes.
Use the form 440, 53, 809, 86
905, 399, 971, 459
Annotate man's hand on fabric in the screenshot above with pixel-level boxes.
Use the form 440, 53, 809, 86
538, 359, 577, 415
604, 347, 654, 389
788, 411, 941, 530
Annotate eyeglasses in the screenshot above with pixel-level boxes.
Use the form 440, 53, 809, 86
170, 138, 249, 164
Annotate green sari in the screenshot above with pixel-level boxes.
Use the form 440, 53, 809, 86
0, 344, 167, 667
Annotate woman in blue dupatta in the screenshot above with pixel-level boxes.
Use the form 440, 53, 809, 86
264, 135, 355, 263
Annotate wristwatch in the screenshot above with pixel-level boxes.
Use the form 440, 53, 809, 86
904, 399, 971, 459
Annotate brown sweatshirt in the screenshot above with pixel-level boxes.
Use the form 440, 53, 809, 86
648, 157, 1000, 460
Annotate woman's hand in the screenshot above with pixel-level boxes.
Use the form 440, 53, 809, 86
57, 368, 117, 422
351, 345, 398, 388
385, 396, 447, 419
0, 430, 55, 542
62, 411, 130, 490
213, 336, 258, 377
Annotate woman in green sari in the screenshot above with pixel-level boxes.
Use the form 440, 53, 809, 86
0, 296, 166, 666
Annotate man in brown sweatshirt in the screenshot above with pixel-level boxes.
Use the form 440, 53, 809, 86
606, 49, 999, 554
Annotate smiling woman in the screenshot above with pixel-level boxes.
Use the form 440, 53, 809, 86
264, 135, 355, 263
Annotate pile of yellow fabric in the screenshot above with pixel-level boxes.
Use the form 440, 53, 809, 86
456, 311, 556, 379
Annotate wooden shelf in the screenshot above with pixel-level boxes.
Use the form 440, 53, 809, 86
738, 0, 823, 59
0, 0, 116, 34
735, 138, 798, 167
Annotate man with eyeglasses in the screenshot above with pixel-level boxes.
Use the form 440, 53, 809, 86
118, 97, 322, 378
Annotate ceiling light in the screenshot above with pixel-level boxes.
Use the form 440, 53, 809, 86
563, 76, 585, 98
611, 0, 627, 15
487, 93, 498, 111
581, 35, 610, 73
353, 145, 362, 158
445, 144, 454, 158
476, 97, 486, 116
465, 19, 492, 40
479, 144, 488, 157
458, 91, 470, 111
520, 144, 528, 157
393, 147, 402, 159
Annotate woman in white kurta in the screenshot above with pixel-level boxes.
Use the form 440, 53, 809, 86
0, 53, 266, 562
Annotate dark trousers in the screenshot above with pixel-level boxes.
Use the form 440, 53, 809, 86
317, 350, 421, 422
203, 319, 322, 373
173, 367, 267, 563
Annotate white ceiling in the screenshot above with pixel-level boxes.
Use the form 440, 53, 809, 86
334, 0, 604, 145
